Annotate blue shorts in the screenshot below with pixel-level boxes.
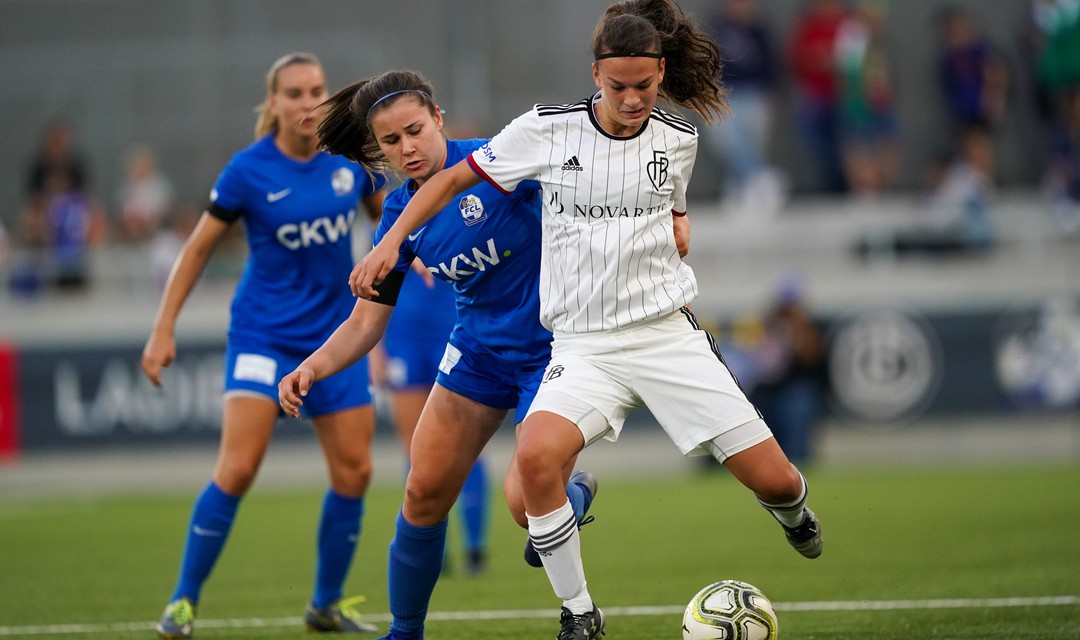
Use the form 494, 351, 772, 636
224, 337, 372, 418
383, 330, 447, 390
436, 335, 548, 426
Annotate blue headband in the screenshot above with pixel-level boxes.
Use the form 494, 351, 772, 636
370, 89, 433, 111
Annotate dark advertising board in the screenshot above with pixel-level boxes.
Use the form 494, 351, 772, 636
5, 298, 1079, 453
17, 341, 231, 450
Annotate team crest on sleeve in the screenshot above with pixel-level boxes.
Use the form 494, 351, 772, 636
331, 167, 355, 195
459, 194, 486, 226
647, 150, 669, 191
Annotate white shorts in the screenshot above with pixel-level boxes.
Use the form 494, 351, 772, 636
525, 308, 769, 457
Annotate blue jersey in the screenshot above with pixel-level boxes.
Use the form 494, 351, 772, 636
208, 135, 385, 352
376, 138, 551, 368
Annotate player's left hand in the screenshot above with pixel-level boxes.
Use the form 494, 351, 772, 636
278, 367, 314, 418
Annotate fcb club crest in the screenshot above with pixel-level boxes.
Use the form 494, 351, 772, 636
331, 168, 354, 196
647, 150, 669, 191
459, 194, 486, 226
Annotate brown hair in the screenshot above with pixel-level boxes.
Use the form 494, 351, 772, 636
316, 69, 439, 175
593, 0, 728, 123
253, 52, 323, 139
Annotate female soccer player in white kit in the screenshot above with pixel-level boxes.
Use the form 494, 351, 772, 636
354, 2, 823, 638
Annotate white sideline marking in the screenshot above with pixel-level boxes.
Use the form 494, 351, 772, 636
0, 596, 1076, 636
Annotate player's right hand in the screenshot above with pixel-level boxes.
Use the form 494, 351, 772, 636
278, 367, 314, 418
351, 237, 400, 299
141, 333, 176, 387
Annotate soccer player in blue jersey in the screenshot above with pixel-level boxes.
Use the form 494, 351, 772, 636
277, 69, 598, 640
375, 269, 491, 575
355, 2, 824, 638
142, 52, 386, 638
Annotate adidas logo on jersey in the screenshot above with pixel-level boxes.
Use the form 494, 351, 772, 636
561, 156, 583, 172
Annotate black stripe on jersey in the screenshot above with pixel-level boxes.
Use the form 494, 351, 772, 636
536, 99, 591, 118
650, 108, 697, 136
679, 307, 760, 416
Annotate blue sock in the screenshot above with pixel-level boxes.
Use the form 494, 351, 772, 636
566, 480, 589, 522
387, 511, 447, 638
312, 490, 364, 609
457, 459, 489, 553
171, 482, 241, 604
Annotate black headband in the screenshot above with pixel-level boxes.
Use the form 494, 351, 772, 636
594, 51, 663, 60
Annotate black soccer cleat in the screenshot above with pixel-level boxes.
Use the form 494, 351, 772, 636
781, 507, 823, 559
556, 604, 605, 640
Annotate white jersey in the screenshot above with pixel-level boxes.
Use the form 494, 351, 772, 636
467, 93, 700, 334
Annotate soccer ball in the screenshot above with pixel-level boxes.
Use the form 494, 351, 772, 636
682, 580, 779, 640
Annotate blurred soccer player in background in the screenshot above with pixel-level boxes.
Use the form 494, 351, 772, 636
142, 52, 386, 638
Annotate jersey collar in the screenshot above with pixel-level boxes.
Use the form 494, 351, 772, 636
587, 92, 651, 141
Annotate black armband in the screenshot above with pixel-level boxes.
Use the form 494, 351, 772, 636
207, 202, 241, 224
366, 268, 406, 306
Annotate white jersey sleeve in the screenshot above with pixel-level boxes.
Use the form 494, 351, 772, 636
469, 110, 544, 193
671, 131, 697, 214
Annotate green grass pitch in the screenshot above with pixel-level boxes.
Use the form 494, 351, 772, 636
1, 463, 1078, 638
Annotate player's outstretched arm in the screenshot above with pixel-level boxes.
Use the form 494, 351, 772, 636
278, 298, 393, 417
352, 160, 482, 299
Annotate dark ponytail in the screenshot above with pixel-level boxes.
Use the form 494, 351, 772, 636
317, 70, 439, 174
593, 0, 728, 123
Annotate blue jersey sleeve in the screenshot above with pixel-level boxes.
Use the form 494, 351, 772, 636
207, 152, 249, 223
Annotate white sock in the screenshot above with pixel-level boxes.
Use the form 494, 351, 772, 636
758, 473, 808, 528
527, 500, 592, 614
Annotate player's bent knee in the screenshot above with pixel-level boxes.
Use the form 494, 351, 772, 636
403, 480, 456, 522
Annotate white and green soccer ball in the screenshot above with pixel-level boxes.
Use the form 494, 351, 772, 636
682, 580, 779, 640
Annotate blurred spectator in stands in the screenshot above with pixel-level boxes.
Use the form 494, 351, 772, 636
1045, 85, 1080, 234
704, 0, 788, 217
115, 144, 175, 244
25, 117, 88, 211
1027, 1, 1080, 233
1030, 0, 1080, 120
788, 0, 849, 194
938, 7, 1009, 183
23, 171, 107, 292
834, 0, 900, 196
854, 125, 996, 259
748, 275, 826, 465
16, 118, 106, 293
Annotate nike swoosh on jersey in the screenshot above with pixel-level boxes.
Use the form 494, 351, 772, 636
193, 525, 224, 537
266, 189, 292, 202
407, 227, 427, 241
